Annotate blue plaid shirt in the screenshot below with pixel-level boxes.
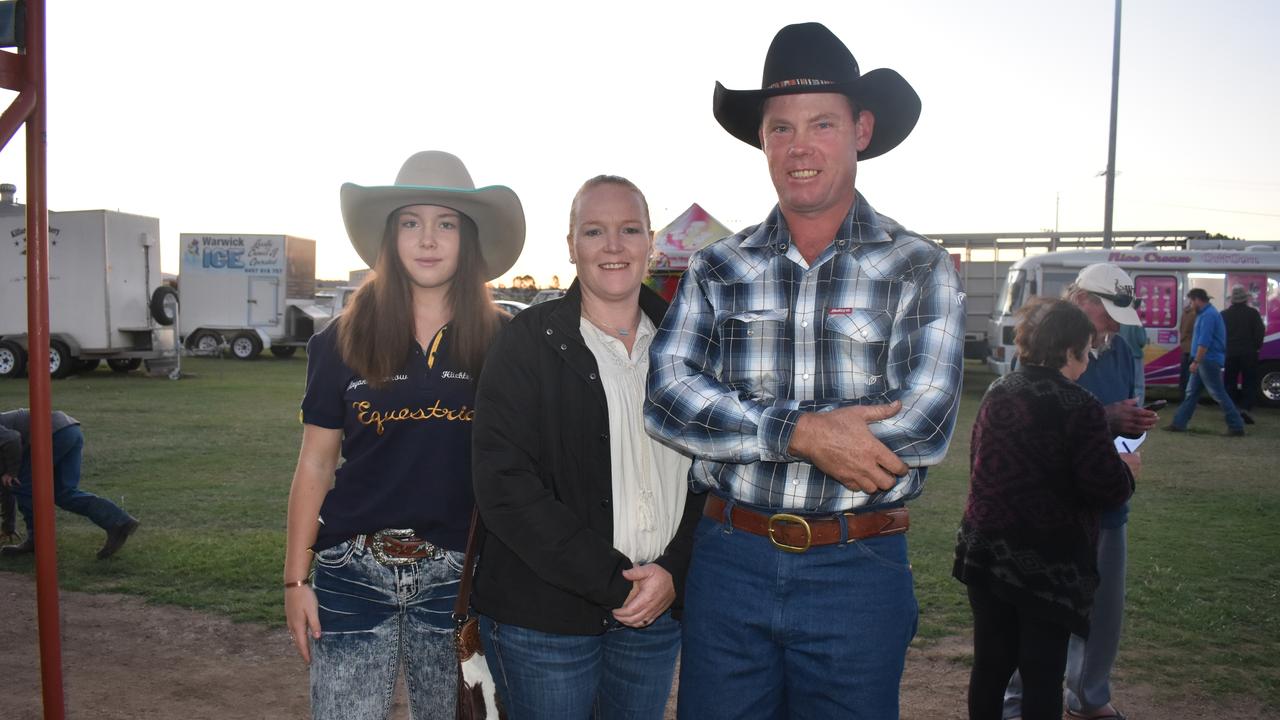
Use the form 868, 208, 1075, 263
644, 193, 965, 512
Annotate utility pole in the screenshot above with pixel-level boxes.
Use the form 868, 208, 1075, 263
1102, 0, 1122, 249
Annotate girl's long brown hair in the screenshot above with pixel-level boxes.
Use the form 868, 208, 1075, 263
337, 211, 500, 386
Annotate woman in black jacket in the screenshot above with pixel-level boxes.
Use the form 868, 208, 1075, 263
471, 176, 703, 718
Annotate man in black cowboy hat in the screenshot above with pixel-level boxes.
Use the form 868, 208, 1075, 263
646, 22, 965, 719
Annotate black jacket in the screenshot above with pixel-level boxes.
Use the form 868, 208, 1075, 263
1221, 302, 1265, 358
471, 281, 705, 635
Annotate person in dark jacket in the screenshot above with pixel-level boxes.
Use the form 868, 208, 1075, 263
1221, 285, 1265, 424
955, 298, 1136, 720
1, 409, 139, 558
471, 176, 703, 719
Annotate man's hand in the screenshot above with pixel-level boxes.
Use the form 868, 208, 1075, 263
612, 564, 675, 629
788, 402, 909, 494
1104, 399, 1159, 437
1, 473, 17, 488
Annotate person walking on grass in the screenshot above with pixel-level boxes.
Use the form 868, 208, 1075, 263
0, 408, 140, 559
1164, 287, 1246, 436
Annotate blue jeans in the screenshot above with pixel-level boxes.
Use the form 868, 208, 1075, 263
1171, 358, 1244, 431
479, 612, 680, 719
677, 512, 918, 720
309, 538, 463, 720
11, 425, 131, 535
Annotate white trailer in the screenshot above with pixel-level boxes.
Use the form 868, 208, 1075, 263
0, 192, 180, 380
178, 233, 333, 359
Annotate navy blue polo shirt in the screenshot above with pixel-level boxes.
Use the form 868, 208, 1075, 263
301, 322, 476, 552
1077, 333, 1134, 528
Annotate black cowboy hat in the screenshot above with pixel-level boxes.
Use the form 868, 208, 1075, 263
713, 22, 921, 160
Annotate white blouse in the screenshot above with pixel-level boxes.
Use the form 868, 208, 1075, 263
580, 314, 690, 564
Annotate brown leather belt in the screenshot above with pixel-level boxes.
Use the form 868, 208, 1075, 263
704, 495, 909, 553
358, 529, 447, 566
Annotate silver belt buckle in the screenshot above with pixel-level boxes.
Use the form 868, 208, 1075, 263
370, 528, 436, 566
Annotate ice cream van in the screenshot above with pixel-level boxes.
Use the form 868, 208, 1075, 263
987, 245, 1280, 407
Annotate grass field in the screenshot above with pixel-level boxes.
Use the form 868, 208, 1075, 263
2, 356, 1277, 709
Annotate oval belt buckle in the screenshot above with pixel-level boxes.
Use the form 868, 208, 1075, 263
767, 513, 812, 553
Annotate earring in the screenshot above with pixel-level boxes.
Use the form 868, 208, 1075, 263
568, 256, 576, 264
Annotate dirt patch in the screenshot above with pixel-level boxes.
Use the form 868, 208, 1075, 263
0, 571, 1266, 719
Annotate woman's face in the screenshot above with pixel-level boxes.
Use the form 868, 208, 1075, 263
395, 204, 461, 291
1061, 345, 1091, 382
568, 183, 652, 304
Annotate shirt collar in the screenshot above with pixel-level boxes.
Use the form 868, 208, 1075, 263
739, 191, 893, 255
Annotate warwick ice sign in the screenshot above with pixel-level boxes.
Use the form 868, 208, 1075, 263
184, 235, 285, 274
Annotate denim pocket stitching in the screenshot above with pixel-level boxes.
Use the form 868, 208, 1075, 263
313, 539, 358, 568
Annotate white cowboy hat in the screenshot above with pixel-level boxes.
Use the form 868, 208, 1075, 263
340, 151, 525, 280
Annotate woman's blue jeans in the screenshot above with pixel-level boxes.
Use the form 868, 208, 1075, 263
677, 513, 918, 720
479, 611, 680, 719
309, 538, 463, 720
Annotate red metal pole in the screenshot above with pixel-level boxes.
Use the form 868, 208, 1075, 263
23, 0, 68, 717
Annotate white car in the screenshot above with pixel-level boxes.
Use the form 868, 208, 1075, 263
494, 300, 530, 317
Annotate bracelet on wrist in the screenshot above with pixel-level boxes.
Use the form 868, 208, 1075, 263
283, 579, 310, 589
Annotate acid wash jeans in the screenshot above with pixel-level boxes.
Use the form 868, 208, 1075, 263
309, 537, 463, 720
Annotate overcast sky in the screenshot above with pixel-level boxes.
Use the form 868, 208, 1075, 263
1, 0, 1277, 285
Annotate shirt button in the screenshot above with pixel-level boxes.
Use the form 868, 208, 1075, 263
860, 330, 867, 337
802, 373, 810, 380
801, 320, 808, 328
600, 499, 611, 508
560, 344, 568, 350
600, 433, 609, 441
589, 372, 598, 380
545, 328, 553, 335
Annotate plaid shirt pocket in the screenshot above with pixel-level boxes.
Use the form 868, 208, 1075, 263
721, 309, 790, 402
823, 310, 892, 399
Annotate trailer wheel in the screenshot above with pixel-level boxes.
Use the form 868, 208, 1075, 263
150, 286, 179, 326
270, 345, 297, 358
0, 340, 25, 379
230, 332, 262, 360
76, 358, 101, 373
187, 330, 223, 355
108, 358, 142, 373
49, 340, 74, 379
1258, 361, 1280, 409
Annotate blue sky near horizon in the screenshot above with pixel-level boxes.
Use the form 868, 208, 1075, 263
0, 0, 1276, 284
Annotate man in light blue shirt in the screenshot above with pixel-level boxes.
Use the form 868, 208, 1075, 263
1165, 288, 1245, 435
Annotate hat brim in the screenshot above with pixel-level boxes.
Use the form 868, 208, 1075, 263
713, 68, 921, 160
340, 183, 525, 281
1100, 300, 1142, 327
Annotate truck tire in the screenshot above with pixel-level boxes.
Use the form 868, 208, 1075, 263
49, 340, 74, 379
0, 340, 25, 379
108, 358, 142, 373
230, 332, 262, 360
270, 345, 297, 358
187, 330, 222, 355
150, 286, 179, 326
1258, 361, 1280, 409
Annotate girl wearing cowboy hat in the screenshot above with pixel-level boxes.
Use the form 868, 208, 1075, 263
470, 176, 702, 718
283, 151, 524, 719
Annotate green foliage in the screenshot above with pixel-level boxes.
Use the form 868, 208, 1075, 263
2, 358, 1277, 708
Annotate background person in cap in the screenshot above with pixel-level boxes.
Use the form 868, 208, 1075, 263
1221, 285, 1265, 424
1003, 262, 1157, 720
0, 408, 140, 559
1164, 288, 1245, 436
645, 22, 965, 718
282, 151, 523, 718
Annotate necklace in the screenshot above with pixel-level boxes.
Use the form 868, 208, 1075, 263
581, 304, 640, 337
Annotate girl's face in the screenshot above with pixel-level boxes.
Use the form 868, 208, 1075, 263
395, 204, 461, 291
567, 183, 652, 304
